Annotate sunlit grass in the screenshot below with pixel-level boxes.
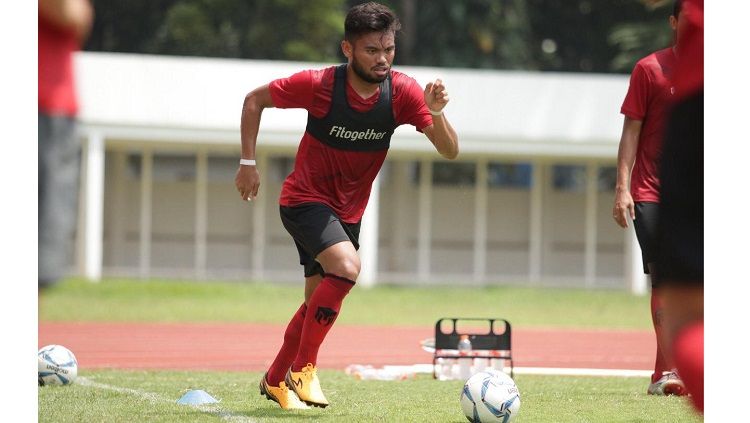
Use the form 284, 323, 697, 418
40, 278, 653, 329
38, 370, 701, 422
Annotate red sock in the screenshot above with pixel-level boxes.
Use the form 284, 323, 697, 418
673, 321, 704, 413
651, 289, 670, 383
292, 274, 354, 371
266, 303, 307, 386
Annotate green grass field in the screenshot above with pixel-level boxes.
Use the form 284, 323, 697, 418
38, 278, 702, 422
39, 370, 700, 423
40, 278, 654, 329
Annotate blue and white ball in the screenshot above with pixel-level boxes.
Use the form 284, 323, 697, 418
38, 345, 78, 386
460, 370, 521, 423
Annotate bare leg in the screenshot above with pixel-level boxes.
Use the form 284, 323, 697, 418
315, 241, 360, 281
647, 263, 675, 383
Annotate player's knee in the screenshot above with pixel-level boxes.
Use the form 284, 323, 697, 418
329, 255, 360, 281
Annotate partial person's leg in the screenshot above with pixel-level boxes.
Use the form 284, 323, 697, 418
38, 115, 81, 289
292, 241, 359, 371
276, 204, 360, 407
655, 91, 703, 413
634, 203, 679, 392
661, 285, 703, 411
660, 286, 703, 363
649, 285, 670, 384
265, 235, 325, 387
260, 230, 324, 409
673, 321, 703, 411
648, 281, 685, 395
265, 274, 322, 386
285, 241, 358, 407
304, 273, 324, 303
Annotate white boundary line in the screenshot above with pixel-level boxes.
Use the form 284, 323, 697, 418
74, 367, 648, 421
511, 367, 651, 378
76, 377, 258, 423
384, 364, 651, 378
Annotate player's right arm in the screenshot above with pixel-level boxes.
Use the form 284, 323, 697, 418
235, 84, 275, 201
612, 116, 642, 228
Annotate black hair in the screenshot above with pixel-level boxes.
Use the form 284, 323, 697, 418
344, 2, 401, 42
672, 0, 683, 18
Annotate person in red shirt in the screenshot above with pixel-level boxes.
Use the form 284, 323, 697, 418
234, 2, 458, 410
655, 0, 703, 413
38, 0, 94, 289
612, 0, 687, 397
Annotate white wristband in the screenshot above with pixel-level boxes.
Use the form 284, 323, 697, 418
239, 159, 256, 166
429, 109, 443, 116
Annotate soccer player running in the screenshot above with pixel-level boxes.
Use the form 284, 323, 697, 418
234, 2, 458, 410
612, 0, 687, 397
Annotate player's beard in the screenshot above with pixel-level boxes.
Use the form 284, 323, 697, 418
351, 56, 389, 84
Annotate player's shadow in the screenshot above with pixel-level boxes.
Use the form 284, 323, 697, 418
244, 407, 328, 419
245, 408, 469, 422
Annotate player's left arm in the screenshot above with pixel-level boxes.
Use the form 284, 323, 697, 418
422, 79, 459, 160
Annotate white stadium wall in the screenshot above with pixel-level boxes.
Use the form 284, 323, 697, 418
72, 52, 647, 291
94, 150, 625, 287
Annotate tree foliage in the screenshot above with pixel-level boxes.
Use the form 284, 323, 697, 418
372, 0, 537, 70
85, 0, 675, 73
86, 0, 346, 61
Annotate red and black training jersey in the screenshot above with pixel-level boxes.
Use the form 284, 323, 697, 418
269, 65, 433, 222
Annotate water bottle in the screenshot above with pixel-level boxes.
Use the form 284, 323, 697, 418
474, 357, 488, 373
436, 357, 455, 381
457, 335, 473, 379
490, 351, 505, 373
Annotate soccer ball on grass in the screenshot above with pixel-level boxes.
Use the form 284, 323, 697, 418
38, 344, 78, 386
460, 370, 520, 422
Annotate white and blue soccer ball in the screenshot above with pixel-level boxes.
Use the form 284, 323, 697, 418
460, 370, 521, 423
38, 345, 78, 386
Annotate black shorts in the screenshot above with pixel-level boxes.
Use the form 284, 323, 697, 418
654, 91, 703, 286
633, 202, 659, 275
279, 203, 361, 278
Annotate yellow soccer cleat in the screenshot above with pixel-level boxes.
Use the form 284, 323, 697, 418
259, 374, 310, 410
285, 363, 329, 408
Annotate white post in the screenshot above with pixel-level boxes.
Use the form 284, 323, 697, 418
251, 154, 268, 281
195, 150, 208, 279
359, 174, 381, 288
584, 162, 598, 287
75, 140, 87, 276
626, 227, 648, 295
529, 162, 543, 284
417, 158, 433, 282
109, 151, 127, 270
139, 149, 153, 279
390, 160, 409, 272
474, 159, 488, 283
83, 131, 105, 281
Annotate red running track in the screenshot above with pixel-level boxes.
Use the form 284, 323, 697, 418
39, 322, 655, 373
